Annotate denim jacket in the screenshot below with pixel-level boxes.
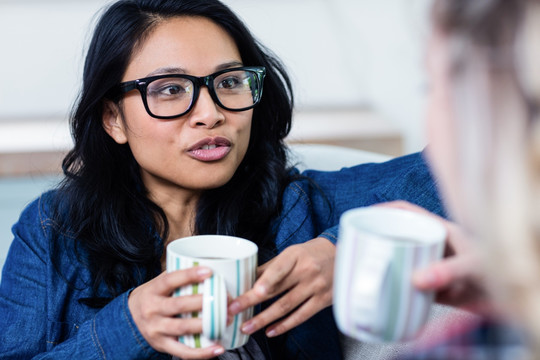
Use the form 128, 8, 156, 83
0, 151, 444, 359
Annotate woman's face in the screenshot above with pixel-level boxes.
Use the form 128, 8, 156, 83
425, 27, 462, 217
104, 17, 252, 197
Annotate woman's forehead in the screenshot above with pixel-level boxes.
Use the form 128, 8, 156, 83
125, 16, 242, 79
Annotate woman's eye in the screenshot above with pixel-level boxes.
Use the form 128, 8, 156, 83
218, 77, 242, 89
155, 84, 184, 96
162, 85, 182, 95
148, 80, 191, 98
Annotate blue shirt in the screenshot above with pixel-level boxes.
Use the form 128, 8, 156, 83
0, 151, 444, 359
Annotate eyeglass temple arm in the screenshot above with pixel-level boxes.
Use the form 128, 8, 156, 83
118, 80, 140, 94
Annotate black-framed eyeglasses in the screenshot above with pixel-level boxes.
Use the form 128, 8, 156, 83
109, 66, 266, 119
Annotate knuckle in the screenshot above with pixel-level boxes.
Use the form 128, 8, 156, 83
313, 276, 330, 292
239, 295, 255, 308
145, 326, 160, 341
283, 245, 300, 257
302, 259, 321, 274
287, 311, 305, 327
172, 299, 188, 314
277, 299, 293, 313
264, 282, 279, 295
140, 305, 157, 319
162, 272, 177, 288
174, 320, 189, 335
322, 291, 333, 305
311, 279, 325, 293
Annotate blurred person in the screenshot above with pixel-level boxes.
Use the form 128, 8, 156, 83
0, 0, 444, 359
394, 0, 540, 358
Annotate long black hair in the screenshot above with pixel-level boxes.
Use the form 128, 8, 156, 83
53, 0, 294, 300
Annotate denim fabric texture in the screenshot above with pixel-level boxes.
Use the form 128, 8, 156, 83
0, 151, 444, 359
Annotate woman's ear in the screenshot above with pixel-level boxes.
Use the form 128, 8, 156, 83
102, 100, 128, 144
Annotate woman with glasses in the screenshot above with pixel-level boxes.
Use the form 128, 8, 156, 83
0, 0, 444, 359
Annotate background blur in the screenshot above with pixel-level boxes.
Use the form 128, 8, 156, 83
0, 0, 432, 177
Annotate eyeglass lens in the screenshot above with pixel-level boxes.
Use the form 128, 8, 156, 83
145, 69, 260, 117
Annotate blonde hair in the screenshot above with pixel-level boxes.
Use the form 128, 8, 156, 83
434, 0, 540, 349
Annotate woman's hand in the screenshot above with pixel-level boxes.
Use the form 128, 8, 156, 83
380, 201, 489, 312
228, 237, 335, 338
128, 266, 226, 359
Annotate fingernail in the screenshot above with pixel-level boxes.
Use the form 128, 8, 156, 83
241, 321, 256, 334
228, 301, 241, 314
197, 267, 212, 276
213, 346, 225, 355
266, 329, 278, 337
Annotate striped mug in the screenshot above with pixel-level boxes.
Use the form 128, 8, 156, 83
166, 235, 258, 349
334, 207, 446, 342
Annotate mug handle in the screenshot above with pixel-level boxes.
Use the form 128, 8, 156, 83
352, 251, 392, 334
202, 274, 228, 341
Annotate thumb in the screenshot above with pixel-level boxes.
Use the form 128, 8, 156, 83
412, 254, 476, 291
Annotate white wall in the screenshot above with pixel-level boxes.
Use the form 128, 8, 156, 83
0, 0, 432, 153
223, 0, 432, 152
0, 0, 110, 119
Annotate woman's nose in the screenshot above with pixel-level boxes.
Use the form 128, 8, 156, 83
188, 87, 225, 128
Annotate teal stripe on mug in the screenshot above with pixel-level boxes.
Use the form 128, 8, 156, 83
174, 258, 181, 296
210, 275, 216, 339
205, 274, 224, 341
217, 275, 224, 340
395, 247, 409, 341
230, 259, 241, 348
409, 246, 434, 337
397, 246, 415, 340
192, 261, 201, 348
402, 246, 420, 339
385, 247, 402, 341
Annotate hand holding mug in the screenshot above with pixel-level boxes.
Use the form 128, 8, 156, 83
379, 201, 489, 312
167, 235, 258, 350
128, 267, 226, 359
228, 237, 335, 338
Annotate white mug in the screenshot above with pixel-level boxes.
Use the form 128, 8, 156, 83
166, 235, 258, 349
334, 207, 446, 342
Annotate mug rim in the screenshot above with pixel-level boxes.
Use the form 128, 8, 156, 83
167, 235, 258, 260
340, 207, 446, 246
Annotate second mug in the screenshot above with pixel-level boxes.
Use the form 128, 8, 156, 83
334, 206, 446, 343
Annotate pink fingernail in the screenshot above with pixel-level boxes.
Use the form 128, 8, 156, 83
197, 267, 212, 276
228, 301, 241, 314
267, 329, 278, 337
241, 321, 256, 334
213, 347, 225, 355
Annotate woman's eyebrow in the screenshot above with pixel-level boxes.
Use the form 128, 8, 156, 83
215, 61, 244, 71
146, 66, 186, 77
145, 61, 244, 77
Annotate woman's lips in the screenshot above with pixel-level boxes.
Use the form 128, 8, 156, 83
187, 137, 232, 162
